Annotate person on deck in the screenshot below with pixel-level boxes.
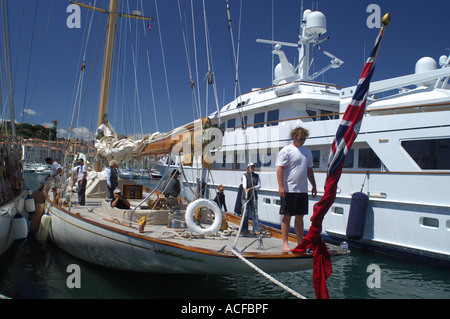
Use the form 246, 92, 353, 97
276, 127, 317, 251
106, 160, 121, 199
111, 188, 131, 209
72, 158, 88, 206
45, 157, 61, 202
241, 163, 261, 235
213, 184, 227, 212
163, 169, 181, 211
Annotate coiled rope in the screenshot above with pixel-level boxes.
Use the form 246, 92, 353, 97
231, 248, 307, 299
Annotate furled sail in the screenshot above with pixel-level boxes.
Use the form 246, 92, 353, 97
94, 117, 221, 164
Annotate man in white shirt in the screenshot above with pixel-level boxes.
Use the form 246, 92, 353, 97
45, 157, 62, 202
276, 127, 317, 251
72, 158, 88, 205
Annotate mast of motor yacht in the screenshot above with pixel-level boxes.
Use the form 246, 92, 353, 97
1, 0, 16, 136
257, 8, 342, 84
71, 1, 152, 171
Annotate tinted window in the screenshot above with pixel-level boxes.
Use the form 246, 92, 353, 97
241, 116, 247, 127
311, 150, 320, 168
358, 148, 381, 168
267, 109, 279, 126
227, 118, 236, 129
401, 138, 450, 169
254, 112, 265, 128
343, 149, 354, 168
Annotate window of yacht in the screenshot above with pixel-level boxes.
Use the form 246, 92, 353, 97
320, 109, 338, 120
358, 148, 381, 169
306, 109, 317, 120
267, 109, 279, 126
233, 151, 241, 170
254, 112, 265, 128
401, 138, 450, 170
227, 118, 236, 131
344, 149, 354, 169
311, 150, 320, 168
241, 116, 248, 128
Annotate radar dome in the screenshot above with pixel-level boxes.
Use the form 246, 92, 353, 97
306, 11, 326, 35
415, 57, 437, 74
274, 62, 294, 85
415, 57, 437, 86
439, 55, 448, 67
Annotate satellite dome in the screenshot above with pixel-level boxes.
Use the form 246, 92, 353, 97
415, 57, 437, 74
274, 62, 295, 85
306, 11, 327, 35
415, 57, 437, 86
439, 55, 448, 67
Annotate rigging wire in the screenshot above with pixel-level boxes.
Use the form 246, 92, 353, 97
19, 0, 38, 124
23, 0, 54, 125
67, 0, 97, 153
177, 0, 200, 122
225, 0, 251, 164
202, 0, 221, 124
140, 0, 159, 132
154, 0, 175, 130
190, 0, 202, 119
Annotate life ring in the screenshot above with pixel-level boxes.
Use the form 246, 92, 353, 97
185, 199, 222, 235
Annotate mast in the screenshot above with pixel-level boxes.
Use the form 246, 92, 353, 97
71, 1, 152, 171
1, 0, 15, 135
98, 0, 119, 128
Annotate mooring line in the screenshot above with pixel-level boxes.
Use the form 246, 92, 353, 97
231, 247, 307, 299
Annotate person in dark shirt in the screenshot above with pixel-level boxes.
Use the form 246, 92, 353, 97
213, 184, 227, 212
111, 188, 131, 209
163, 169, 181, 211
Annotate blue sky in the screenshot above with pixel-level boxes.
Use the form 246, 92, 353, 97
2, 0, 450, 139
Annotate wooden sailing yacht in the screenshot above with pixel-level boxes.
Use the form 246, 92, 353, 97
0, 0, 30, 258
40, 0, 348, 279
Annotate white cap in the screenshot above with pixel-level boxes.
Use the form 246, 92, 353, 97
114, 188, 121, 194
247, 162, 255, 167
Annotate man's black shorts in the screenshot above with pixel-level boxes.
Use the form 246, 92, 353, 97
279, 192, 308, 216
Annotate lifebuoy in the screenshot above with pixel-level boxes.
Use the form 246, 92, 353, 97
185, 199, 222, 235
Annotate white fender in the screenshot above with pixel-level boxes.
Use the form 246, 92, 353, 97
37, 214, 51, 244
185, 199, 223, 235
12, 215, 28, 240
25, 196, 36, 213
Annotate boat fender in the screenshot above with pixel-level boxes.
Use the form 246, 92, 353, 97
346, 192, 369, 240
12, 215, 28, 240
25, 195, 36, 214
17, 197, 25, 214
37, 214, 51, 244
139, 216, 147, 233
185, 199, 223, 235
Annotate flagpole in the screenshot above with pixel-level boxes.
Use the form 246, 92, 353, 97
292, 13, 390, 299
374, 13, 391, 57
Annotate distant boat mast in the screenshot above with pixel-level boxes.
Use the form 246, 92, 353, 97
1, 0, 16, 136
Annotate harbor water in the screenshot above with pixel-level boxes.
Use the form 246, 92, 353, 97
0, 174, 449, 299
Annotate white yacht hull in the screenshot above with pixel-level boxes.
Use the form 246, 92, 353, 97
161, 103, 450, 267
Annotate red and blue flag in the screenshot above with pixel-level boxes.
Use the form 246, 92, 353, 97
292, 16, 389, 299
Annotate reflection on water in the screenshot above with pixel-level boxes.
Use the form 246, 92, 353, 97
1, 239, 449, 299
